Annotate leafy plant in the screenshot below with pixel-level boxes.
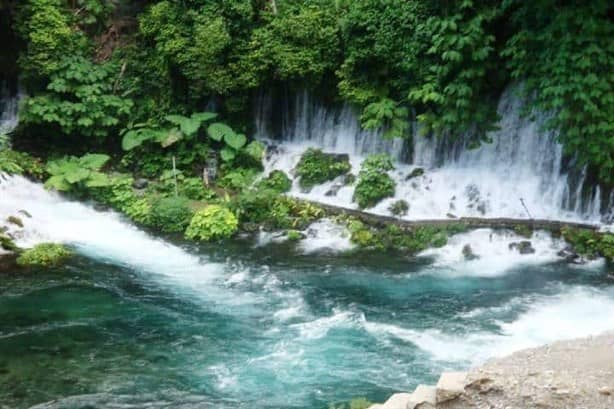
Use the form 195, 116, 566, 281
207, 122, 247, 162
353, 154, 395, 209
361, 98, 409, 139
256, 170, 292, 193
45, 153, 111, 192
121, 111, 217, 151
218, 168, 259, 191
389, 200, 409, 217
295, 148, 351, 188
150, 196, 194, 233
16, 243, 72, 267
185, 205, 238, 241
20, 56, 133, 140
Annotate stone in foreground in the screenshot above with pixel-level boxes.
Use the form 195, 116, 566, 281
436, 372, 467, 403
380, 392, 412, 409
408, 384, 436, 408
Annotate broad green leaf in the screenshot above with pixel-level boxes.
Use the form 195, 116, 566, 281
244, 141, 265, 163
207, 122, 234, 142
65, 167, 91, 184
79, 153, 110, 170
191, 112, 217, 122
85, 172, 111, 187
220, 147, 236, 162
160, 128, 183, 148
224, 132, 247, 150
44, 175, 71, 191
122, 130, 146, 151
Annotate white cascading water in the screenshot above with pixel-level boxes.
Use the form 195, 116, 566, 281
257, 86, 609, 224
0, 81, 20, 136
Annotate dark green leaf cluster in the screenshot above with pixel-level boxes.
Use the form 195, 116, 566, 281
150, 196, 194, 233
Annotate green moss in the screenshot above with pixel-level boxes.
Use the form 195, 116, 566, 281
562, 228, 614, 262
0, 233, 19, 252
185, 205, 238, 241
286, 230, 302, 241
513, 225, 533, 238
296, 148, 351, 188
16, 243, 71, 267
353, 154, 395, 209
347, 218, 467, 253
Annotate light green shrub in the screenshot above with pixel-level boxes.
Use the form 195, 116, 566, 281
353, 154, 395, 209
296, 148, 351, 188
185, 205, 238, 241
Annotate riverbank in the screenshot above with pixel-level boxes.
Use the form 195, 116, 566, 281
371, 331, 614, 409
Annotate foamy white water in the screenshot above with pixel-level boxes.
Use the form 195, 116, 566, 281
364, 286, 614, 365
257, 86, 609, 223
418, 229, 568, 277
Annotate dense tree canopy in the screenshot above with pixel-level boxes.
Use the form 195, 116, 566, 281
7, 0, 614, 184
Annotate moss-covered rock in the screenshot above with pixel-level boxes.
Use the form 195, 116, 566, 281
389, 199, 409, 216
561, 227, 614, 262
16, 243, 71, 267
353, 154, 395, 209
295, 148, 351, 188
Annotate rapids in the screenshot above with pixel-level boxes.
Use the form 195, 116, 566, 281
1, 175, 613, 408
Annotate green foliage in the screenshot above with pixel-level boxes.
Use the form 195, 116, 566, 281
207, 122, 247, 163
15, 0, 86, 80
232, 188, 323, 230
353, 154, 395, 209
408, 2, 501, 140
0, 233, 19, 253
296, 149, 351, 188
256, 170, 292, 193
286, 230, 302, 242
150, 196, 194, 233
347, 219, 465, 253
561, 228, 614, 262
87, 174, 153, 225
185, 205, 238, 241
361, 98, 409, 139
502, 1, 613, 184
247, 4, 340, 82
218, 168, 259, 191
122, 111, 217, 151
45, 153, 111, 192
21, 57, 133, 140
16, 243, 71, 267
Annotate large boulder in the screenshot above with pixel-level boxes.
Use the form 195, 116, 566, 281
436, 372, 467, 403
509, 240, 536, 254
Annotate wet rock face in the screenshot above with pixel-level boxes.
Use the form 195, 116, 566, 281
132, 178, 149, 189
509, 240, 536, 254
405, 167, 425, 180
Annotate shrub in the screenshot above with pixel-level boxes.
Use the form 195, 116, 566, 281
562, 228, 614, 262
45, 153, 111, 193
150, 196, 193, 233
295, 148, 351, 188
353, 154, 395, 209
256, 170, 292, 193
185, 205, 238, 241
16, 243, 71, 267
0, 149, 45, 179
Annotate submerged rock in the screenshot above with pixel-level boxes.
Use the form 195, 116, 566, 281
509, 240, 535, 254
133, 178, 149, 189
6, 215, 23, 228
405, 167, 425, 180
462, 244, 479, 260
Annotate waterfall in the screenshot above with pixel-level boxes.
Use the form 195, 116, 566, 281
0, 80, 20, 136
255, 86, 609, 223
